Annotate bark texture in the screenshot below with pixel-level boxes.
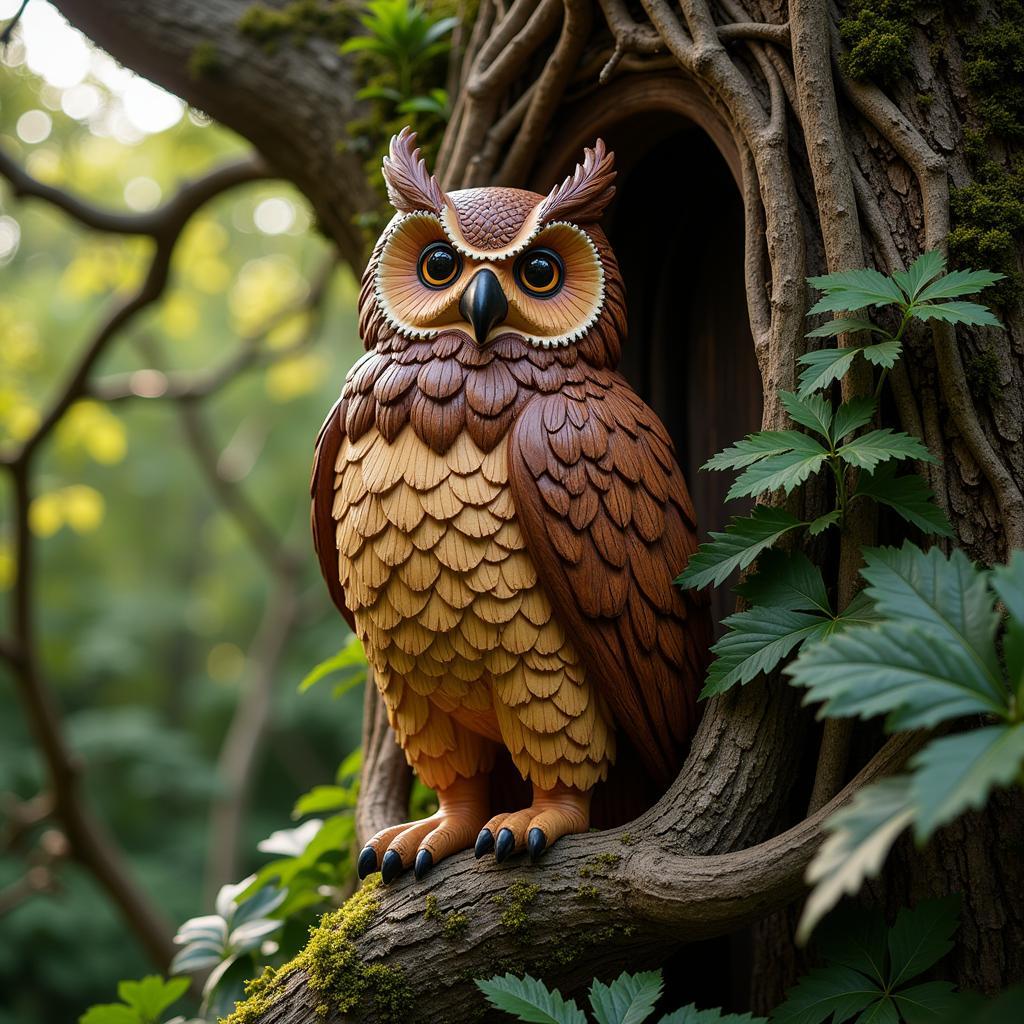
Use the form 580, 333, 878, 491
47, 0, 1024, 1020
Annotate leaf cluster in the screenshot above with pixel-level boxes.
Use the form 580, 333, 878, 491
772, 898, 963, 1024
790, 546, 1024, 938
79, 975, 192, 1024
477, 969, 766, 1024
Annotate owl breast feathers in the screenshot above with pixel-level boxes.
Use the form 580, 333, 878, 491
312, 128, 711, 828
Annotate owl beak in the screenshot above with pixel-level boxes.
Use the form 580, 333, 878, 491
459, 268, 508, 346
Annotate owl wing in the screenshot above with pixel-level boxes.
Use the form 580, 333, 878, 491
507, 374, 712, 789
310, 396, 357, 633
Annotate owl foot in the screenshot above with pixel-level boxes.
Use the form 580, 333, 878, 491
357, 774, 490, 884
475, 783, 591, 864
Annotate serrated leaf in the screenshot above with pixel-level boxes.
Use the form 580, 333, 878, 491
915, 267, 1005, 303
589, 970, 663, 1024
476, 974, 587, 1024
838, 429, 938, 471
659, 1006, 767, 1023
787, 622, 1005, 728
912, 302, 1003, 328
836, 591, 880, 627
117, 976, 189, 1020
810, 291, 900, 316
703, 431, 812, 472
798, 777, 916, 943
808, 510, 841, 535
805, 317, 881, 339
770, 964, 882, 1024
809, 267, 906, 305
781, 390, 834, 439
860, 339, 902, 368
909, 726, 1024, 840
888, 897, 960, 988
676, 507, 805, 589
814, 904, 888, 986
860, 546, 1004, 703
702, 608, 832, 697
854, 466, 954, 537
892, 250, 946, 300
891, 981, 962, 1022
737, 551, 832, 613
832, 396, 877, 442
797, 347, 860, 394
726, 446, 829, 501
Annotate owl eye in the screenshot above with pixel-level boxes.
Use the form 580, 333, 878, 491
515, 248, 564, 297
418, 241, 461, 289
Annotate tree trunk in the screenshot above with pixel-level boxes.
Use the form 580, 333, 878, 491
51, 0, 1024, 1019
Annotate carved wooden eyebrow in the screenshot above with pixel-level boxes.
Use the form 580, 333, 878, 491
381, 126, 446, 214
537, 139, 617, 225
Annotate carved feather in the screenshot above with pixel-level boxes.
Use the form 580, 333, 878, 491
381, 127, 446, 214
538, 139, 617, 225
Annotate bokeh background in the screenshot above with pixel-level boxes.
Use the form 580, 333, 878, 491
0, 3, 369, 1019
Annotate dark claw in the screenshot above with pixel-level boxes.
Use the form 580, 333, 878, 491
494, 828, 515, 863
381, 850, 403, 883
528, 827, 547, 861
357, 846, 378, 880
414, 849, 433, 880
475, 828, 495, 859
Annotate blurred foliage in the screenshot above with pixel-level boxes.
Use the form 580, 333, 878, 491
0, 10, 369, 1023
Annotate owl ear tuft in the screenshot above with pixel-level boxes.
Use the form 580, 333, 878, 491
382, 127, 446, 214
538, 139, 616, 225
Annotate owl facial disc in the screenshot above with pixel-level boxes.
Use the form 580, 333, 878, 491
373, 128, 616, 349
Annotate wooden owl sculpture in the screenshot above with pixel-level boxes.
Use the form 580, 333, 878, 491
311, 127, 711, 884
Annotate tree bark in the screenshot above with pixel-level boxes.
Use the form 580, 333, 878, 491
48, 0, 1024, 1019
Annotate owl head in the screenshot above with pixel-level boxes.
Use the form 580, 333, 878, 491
359, 128, 626, 367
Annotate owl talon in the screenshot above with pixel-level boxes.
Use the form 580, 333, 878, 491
494, 828, 516, 863
414, 849, 433, 880
381, 849, 403, 883
357, 846, 378, 880
528, 828, 547, 861
475, 829, 495, 859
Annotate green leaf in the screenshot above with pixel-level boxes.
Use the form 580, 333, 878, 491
805, 317, 881, 339
912, 302, 1003, 328
888, 897, 960, 988
854, 466, 954, 537
117, 976, 189, 1021
891, 981, 963, 1023
892, 250, 945, 300
298, 635, 366, 693
797, 347, 860, 394
798, 777, 916, 943
703, 431, 813, 471
787, 622, 1005, 728
860, 339, 903, 368
726, 445, 829, 501
909, 726, 1024, 840
780, 390, 834, 440
736, 550, 832, 613
808, 510, 841, 536
79, 1006, 141, 1024
915, 267, 1005, 303
859, 546, 1004, 703
809, 267, 907, 306
476, 974, 587, 1024
676, 507, 805, 590
770, 965, 882, 1024
832, 396, 877, 442
659, 1007, 767, 1023
857, 998, 899, 1023
589, 970, 663, 1024
292, 784, 357, 818
701, 607, 832, 697
837, 429, 938, 471
835, 590, 881, 628
992, 553, 1024, 702
814, 904, 888, 986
